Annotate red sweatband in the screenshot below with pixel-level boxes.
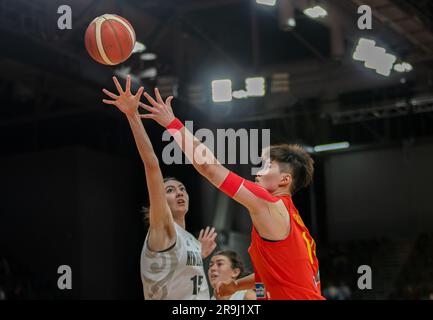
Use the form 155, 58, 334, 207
243, 179, 279, 202
219, 171, 244, 198
166, 118, 184, 135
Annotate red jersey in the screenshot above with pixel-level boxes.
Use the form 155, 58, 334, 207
248, 194, 324, 300
218, 171, 325, 300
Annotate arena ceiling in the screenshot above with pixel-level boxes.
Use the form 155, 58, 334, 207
0, 0, 433, 154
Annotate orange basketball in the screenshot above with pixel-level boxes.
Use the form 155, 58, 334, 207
84, 14, 136, 65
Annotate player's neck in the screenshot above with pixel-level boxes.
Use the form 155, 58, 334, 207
174, 217, 186, 229
272, 188, 291, 197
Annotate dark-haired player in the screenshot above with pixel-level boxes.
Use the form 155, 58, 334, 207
136, 87, 324, 300
102, 76, 217, 300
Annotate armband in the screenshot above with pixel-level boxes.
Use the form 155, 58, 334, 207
219, 171, 244, 198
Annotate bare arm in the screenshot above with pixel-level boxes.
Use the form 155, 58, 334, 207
127, 114, 176, 251
215, 273, 256, 298
103, 76, 175, 252
139, 89, 266, 213
234, 273, 256, 291
243, 290, 257, 300
140, 89, 290, 240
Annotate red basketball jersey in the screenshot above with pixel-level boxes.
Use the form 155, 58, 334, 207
248, 194, 325, 300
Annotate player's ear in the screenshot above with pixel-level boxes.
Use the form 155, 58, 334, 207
280, 173, 292, 186
232, 268, 241, 279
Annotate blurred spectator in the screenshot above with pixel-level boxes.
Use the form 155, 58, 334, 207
323, 282, 345, 300
323, 281, 352, 300
0, 254, 51, 300
392, 233, 433, 299
0, 285, 6, 300
320, 234, 433, 300
338, 281, 352, 300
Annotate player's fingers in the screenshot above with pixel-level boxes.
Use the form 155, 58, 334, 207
206, 230, 215, 240
218, 283, 228, 296
210, 232, 218, 241
102, 89, 118, 100
215, 282, 221, 295
112, 76, 124, 94
135, 87, 144, 99
139, 114, 156, 120
165, 96, 174, 109
126, 75, 131, 94
154, 87, 164, 104
102, 99, 116, 105
139, 102, 155, 113
204, 226, 210, 238
143, 91, 159, 107
198, 229, 204, 240
209, 227, 216, 236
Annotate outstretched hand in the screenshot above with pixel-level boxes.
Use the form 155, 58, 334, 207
139, 88, 176, 127
215, 279, 238, 299
198, 227, 217, 259
102, 75, 144, 117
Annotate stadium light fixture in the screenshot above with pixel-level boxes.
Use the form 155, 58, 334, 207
304, 5, 328, 19
245, 77, 265, 97
394, 62, 413, 73
212, 79, 232, 102
314, 142, 350, 153
132, 41, 146, 53
232, 90, 248, 99
353, 38, 396, 77
256, 0, 277, 6
140, 53, 157, 61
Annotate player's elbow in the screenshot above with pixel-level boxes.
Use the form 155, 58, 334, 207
195, 162, 219, 181
193, 159, 211, 175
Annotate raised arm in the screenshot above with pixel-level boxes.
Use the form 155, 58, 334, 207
102, 76, 175, 252
139, 89, 266, 213
139, 89, 290, 240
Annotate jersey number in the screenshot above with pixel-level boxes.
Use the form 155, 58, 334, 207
302, 231, 317, 265
190, 275, 203, 295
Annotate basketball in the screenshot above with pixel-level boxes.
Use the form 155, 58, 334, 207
84, 14, 136, 65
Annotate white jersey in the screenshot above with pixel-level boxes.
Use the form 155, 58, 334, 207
211, 290, 248, 300
140, 223, 210, 300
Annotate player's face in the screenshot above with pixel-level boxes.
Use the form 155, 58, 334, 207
255, 159, 284, 193
164, 180, 189, 216
208, 255, 240, 289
